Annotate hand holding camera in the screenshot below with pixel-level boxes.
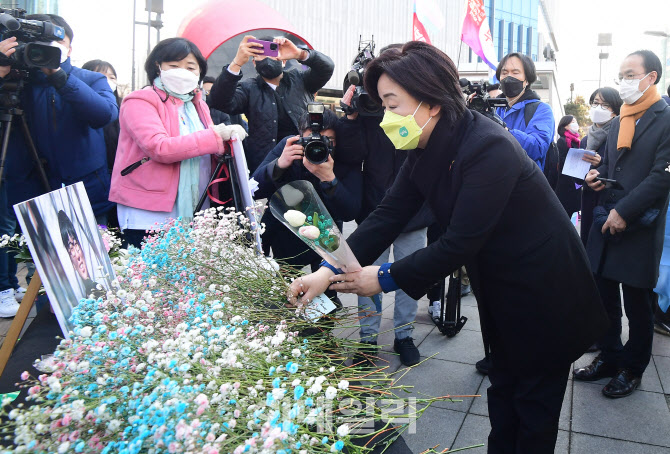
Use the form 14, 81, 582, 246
231, 35, 265, 69
303, 153, 335, 183
341, 85, 358, 120
273, 37, 307, 62
278, 135, 305, 169
0, 37, 17, 77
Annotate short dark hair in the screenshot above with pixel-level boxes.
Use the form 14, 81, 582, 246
57, 210, 79, 250
298, 107, 338, 134
202, 76, 216, 85
557, 115, 574, 137
82, 60, 117, 78
589, 87, 623, 116
363, 41, 466, 127
378, 43, 403, 55
26, 14, 73, 43
628, 50, 662, 85
145, 38, 208, 83
496, 52, 537, 84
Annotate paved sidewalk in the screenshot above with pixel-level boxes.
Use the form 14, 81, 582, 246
335, 288, 670, 454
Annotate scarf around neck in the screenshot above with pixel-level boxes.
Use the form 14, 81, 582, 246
585, 118, 613, 151
564, 130, 580, 148
153, 77, 204, 222
617, 87, 661, 150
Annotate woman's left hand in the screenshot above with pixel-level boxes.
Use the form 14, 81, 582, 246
582, 152, 601, 165
329, 266, 382, 297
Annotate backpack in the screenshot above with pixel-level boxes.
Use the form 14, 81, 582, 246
524, 101, 560, 191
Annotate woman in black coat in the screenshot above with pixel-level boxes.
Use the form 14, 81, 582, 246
555, 115, 583, 216
290, 42, 608, 453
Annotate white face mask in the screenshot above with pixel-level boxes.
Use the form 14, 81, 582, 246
590, 105, 613, 124
50, 41, 69, 64
159, 68, 199, 95
619, 73, 651, 105
107, 79, 117, 93
568, 122, 580, 134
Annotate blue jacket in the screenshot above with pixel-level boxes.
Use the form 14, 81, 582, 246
4, 59, 118, 215
496, 93, 555, 170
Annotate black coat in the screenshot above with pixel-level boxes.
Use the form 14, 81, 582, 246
209, 50, 334, 173
347, 110, 608, 372
586, 99, 670, 288
555, 135, 583, 216
336, 115, 435, 231
252, 136, 362, 268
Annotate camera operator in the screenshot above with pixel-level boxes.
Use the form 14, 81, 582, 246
251, 107, 361, 275
495, 53, 555, 171
337, 67, 434, 367
208, 36, 334, 175
487, 83, 503, 98
0, 14, 118, 222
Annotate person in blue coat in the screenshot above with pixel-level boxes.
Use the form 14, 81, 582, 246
0, 14, 118, 220
495, 53, 555, 170
252, 107, 362, 271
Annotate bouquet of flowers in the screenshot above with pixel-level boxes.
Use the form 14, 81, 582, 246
0, 207, 477, 453
269, 181, 361, 273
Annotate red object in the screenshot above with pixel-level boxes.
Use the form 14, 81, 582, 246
412, 12, 432, 44
178, 0, 313, 59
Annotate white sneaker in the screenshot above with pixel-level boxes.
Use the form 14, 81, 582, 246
428, 301, 441, 319
0, 289, 20, 318
14, 286, 26, 302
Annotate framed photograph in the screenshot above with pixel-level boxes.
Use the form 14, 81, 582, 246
14, 182, 115, 336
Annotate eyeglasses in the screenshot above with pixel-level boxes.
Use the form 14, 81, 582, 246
615, 72, 652, 84
591, 102, 611, 110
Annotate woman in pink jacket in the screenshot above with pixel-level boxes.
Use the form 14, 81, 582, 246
109, 38, 246, 248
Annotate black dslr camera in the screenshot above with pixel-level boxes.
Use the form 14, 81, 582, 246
459, 78, 508, 127
341, 36, 383, 117
297, 103, 333, 165
0, 8, 65, 71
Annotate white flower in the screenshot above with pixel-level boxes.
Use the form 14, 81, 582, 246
298, 225, 320, 240
58, 441, 70, 453
222, 285, 231, 292
338, 380, 349, 390
284, 210, 307, 227
292, 348, 301, 358
292, 379, 301, 387
79, 327, 92, 338
337, 423, 350, 437
325, 386, 337, 400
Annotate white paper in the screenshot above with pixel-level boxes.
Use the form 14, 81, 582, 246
562, 148, 596, 180
302, 293, 337, 322
231, 134, 263, 252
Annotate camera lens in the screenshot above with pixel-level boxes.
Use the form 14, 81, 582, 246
304, 141, 329, 164
358, 92, 383, 115
270, 43, 278, 50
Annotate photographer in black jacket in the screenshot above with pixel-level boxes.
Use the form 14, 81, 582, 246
209, 35, 334, 174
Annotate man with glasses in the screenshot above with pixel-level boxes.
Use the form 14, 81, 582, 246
575, 50, 670, 398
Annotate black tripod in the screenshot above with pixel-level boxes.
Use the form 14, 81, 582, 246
0, 76, 50, 193
194, 146, 243, 215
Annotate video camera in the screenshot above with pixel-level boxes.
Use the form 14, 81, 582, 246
459, 78, 508, 127
0, 8, 65, 71
297, 103, 333, 165
341, 36, 383, 117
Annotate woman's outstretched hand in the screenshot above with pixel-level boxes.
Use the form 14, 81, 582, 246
287, 267, 333, 307
328, 266, 382, 297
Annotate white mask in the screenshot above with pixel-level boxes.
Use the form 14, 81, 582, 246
568, 123, 580, 134
50, 41, 69, 64
159, 68, 199, 95
107, 79, 117, 93
590, 105, 613, 124
619, 73, 651, 105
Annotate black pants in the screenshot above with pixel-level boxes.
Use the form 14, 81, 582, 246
487, 361, 570, 454
597, 275, 655, 376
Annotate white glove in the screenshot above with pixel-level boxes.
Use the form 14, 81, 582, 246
211, 123, 248, 141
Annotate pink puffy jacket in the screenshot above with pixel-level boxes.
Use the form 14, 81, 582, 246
108, 86, 224, 212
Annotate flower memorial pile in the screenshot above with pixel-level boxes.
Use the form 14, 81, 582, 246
0, 207, 474, 454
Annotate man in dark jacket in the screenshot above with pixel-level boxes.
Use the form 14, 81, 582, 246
252, 107, 361, 271
577, 50, 670, 398
209, 35, 334, 174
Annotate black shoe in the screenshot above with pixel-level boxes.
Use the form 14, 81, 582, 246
461, 284, 471, 297
352, 340, 378, 368
654, 318, 670, 337
573, 354, 617, 381
394, 337, 421, 367
602, 369, 641, 398
475, 356, 492, 375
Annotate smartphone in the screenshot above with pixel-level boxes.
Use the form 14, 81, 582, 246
595, 177, 624, 190
248, 38, 279, 57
